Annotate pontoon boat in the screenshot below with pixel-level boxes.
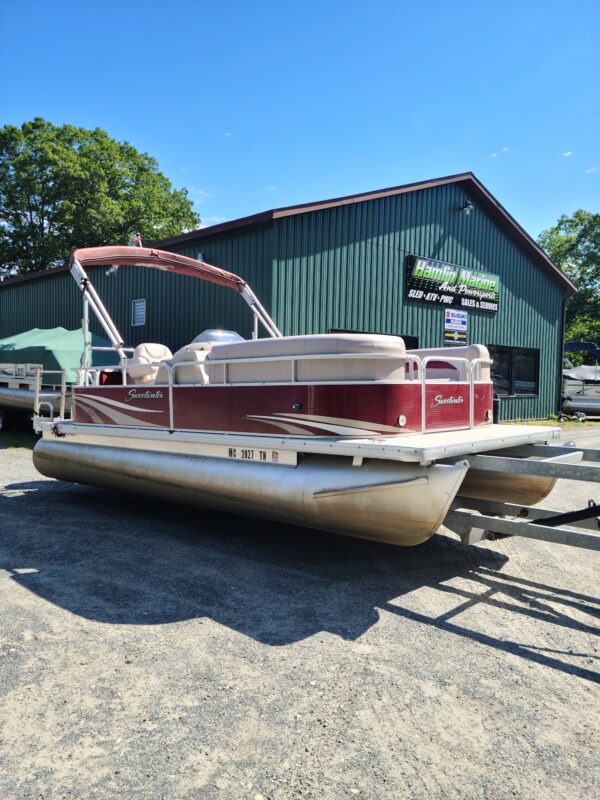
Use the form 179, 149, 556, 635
31, 247, 600, 550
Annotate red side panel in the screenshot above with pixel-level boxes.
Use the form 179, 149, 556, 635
72, 381, 494, 436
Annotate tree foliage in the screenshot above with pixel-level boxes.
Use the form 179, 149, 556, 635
538, 209, 600, 344
0, 118, 200, 275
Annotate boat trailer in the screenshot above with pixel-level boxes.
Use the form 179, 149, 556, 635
443, 441, 600, 550
33, 400, 600, 551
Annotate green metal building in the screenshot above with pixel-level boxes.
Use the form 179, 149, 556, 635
0, 173, 574, 420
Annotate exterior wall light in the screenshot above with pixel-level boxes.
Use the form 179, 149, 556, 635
460, 200, 474, 216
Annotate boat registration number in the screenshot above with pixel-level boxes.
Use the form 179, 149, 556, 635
227, 446, 295, 465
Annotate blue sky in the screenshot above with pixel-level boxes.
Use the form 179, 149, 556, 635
1, 0, 598, 238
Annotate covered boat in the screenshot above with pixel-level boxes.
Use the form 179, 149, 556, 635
0, 326, 117, 425
30, 246, 600, 550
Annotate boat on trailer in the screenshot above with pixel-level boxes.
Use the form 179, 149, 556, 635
32, 246, 600, 550
561, 341, 600, 420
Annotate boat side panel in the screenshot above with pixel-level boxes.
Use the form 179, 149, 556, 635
71, 382, 493, 436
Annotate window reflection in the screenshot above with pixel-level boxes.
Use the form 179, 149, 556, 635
488, 345, 539, 396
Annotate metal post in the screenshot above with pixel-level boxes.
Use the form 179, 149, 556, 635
82, 295, 91, 371
240, 285, 282, 338
469, 361, 474, 429
168, 364, 174, 432
33, 368, 41, 415
71, 258, 127, 358
59, 370, 66, 419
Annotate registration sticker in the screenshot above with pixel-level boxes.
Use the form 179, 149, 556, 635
226, 447, 295, 465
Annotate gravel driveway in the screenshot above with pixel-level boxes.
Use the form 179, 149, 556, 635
0, 428, 598, 799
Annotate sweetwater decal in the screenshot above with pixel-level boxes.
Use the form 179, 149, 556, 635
406, 255, 500, 313
126, 389, 164, 401
431, 394, 464, 409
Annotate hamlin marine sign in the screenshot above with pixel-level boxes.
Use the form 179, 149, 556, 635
406, 255, 500, 313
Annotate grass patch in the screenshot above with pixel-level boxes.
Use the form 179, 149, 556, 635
499, 418, 596, 428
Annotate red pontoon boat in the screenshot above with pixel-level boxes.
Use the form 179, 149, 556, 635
31, 247, 600, 550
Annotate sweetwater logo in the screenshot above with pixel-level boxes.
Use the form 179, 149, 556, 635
126, 389, 164, 401
431, 394, 464, 409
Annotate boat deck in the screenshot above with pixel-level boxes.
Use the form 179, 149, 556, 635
44, 420, 561, 465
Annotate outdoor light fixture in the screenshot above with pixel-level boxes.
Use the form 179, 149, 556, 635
460, 200, 474, 216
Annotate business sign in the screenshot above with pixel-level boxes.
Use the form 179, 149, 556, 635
443, 308, 468, 346
406, 255, 500, 313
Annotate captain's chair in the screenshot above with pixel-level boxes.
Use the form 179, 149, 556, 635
127, 343, 173, 385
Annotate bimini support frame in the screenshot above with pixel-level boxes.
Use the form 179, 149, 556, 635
69, 246, 282, 369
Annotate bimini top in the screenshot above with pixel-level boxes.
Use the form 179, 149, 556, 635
70, 246, 247, 293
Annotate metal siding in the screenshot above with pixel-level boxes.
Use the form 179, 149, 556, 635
0, 227, 275, 352
0, 273, 83, 337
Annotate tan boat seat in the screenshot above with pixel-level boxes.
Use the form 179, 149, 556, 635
156, 344, 211, 385
408, 345, 491, 381
127, 343, 173, 385
206, 333, 407, 383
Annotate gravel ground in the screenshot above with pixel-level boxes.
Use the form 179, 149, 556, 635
0, 427, 598, 800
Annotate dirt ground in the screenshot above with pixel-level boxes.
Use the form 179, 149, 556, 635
0, 427, 598, 800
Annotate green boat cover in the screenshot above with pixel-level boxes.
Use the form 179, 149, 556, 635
0, 327, 119, 382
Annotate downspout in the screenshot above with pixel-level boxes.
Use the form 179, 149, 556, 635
557, 295, 568, 415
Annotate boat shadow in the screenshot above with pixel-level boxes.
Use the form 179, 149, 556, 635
1, 480, 598, 681
0, 429, 38, 450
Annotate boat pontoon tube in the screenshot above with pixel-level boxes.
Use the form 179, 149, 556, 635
458, 469, 556, 507
33, 440, 468, 546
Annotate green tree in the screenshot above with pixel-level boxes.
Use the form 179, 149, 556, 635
0, 118, 200, 275
538, 209, 600, 343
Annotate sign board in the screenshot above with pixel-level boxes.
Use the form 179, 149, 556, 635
443, 309, 468, 346
406, 255, 500, 313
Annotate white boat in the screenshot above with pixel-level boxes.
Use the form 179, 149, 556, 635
31, 246, 600, 550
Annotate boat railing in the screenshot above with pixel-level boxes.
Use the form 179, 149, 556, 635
75, 346, 136, 386
74, 351, 492, 435
421, 356, 472, 433
33, 369, 68, 419
207, 352, 425, 385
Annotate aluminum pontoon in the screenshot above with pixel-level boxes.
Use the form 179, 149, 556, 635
31, 246, 600, 550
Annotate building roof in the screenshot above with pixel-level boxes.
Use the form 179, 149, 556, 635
0, 172, 575, 293
155, 171, 575, 294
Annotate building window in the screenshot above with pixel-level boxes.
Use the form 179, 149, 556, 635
488, 345, 539, 396
131, 299, 146, 327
